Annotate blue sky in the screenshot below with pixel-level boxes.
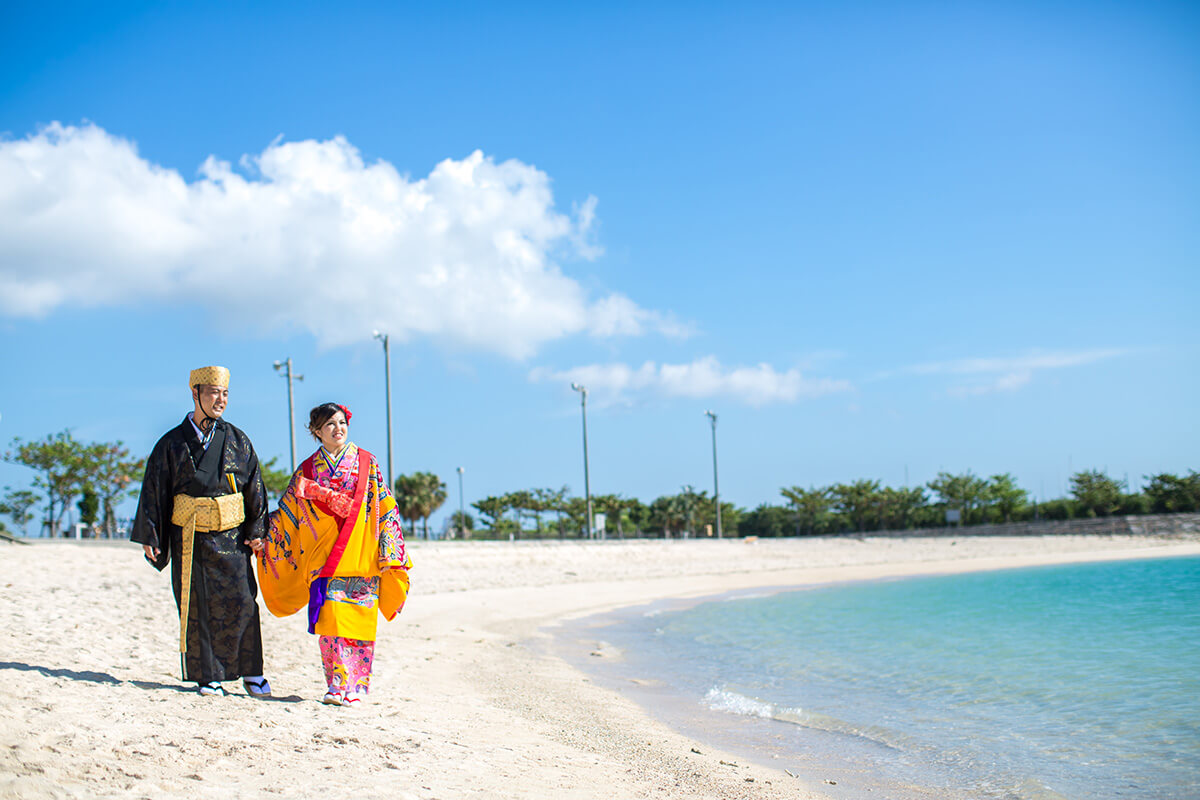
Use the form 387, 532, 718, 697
1, 0, 1197, 533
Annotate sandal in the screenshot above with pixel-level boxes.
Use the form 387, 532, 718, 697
243, 676, 272, 698
321, 691, 344, 706
341, 691, 364, 707
198, 682, 227, 697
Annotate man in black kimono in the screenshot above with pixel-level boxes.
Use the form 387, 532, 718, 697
131, 365, 272, 698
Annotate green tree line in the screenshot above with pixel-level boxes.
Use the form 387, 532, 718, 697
2, 431, 145, 537
4, 432, 1197, 541
3, 430, 291, 538
464, 484, 740, 540
428, 468, 1200, 540
741, 469, 1200, 538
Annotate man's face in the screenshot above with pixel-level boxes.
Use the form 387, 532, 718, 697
194, 385, 229, 418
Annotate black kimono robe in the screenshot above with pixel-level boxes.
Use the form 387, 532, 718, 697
131, 416, 267, 684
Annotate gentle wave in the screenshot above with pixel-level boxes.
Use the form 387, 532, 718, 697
703, 685, 781, 718
704, 685, 906, 752
720, 591, 776, 602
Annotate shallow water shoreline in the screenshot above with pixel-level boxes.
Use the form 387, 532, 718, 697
3, 534, 1199, 799
556, 550, 1200, 799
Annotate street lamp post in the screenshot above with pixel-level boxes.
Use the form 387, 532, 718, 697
571, 383, 593, 540
456, 466, 465, 538
372, 331, 394, 489
705, 410, 722, 539
273, 358, 304, 472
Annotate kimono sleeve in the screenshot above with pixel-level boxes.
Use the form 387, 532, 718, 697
130, 437, 173, 571
257, 475, 315, 619
379, 564, 411, 620
370, 456, 408, 569
238, 445, 268, 543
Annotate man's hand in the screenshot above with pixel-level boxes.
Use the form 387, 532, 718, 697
245, 537, 266, 555
143, 544, 160, 560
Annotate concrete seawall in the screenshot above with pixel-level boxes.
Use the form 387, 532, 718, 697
871, 511, 1200, 538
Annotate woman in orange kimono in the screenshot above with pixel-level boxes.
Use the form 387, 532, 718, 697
257, 402, 411, 706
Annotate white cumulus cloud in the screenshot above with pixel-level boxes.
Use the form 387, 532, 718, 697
529, 356, 852, 407
0, 122, 683, 358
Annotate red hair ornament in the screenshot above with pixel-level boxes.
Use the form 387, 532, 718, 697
337, 404, 352, 422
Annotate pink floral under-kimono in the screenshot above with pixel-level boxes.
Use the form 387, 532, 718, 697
321, 635, 375, 696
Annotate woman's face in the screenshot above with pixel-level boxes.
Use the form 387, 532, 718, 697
317, 411, 348, 452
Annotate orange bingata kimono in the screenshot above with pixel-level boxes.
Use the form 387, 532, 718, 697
257, 443, 410, 641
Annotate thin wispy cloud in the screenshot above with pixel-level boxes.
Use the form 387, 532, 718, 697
0, 123, 687, 358
882, 348, 1134, 397
947, 371, 1035, 397
529, 357, 852, 407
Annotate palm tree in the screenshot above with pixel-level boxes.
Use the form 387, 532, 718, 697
392, 474, 424, 536
413, 471, 447, 539
648, 495, 676, 538
653, 489, 701, 539
664, 495, 687, 538
624, 497, 649, 537
593, 494, 625, 539
612, 495, 634, 539
449, 510, 475, 537
677, 485, 703, 538
544, 486, 570, 538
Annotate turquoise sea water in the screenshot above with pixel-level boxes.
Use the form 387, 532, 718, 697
568, 556, 1200, 799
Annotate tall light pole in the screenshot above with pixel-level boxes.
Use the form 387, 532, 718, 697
705, 410, 722, 539
456, 466, 465, 538
273, 358, 304, 472
372, 331, 394, 489
571, 383, 593, 540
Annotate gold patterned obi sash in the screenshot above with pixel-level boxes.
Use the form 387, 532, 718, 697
171, 493, 245, 532
169, 489, 246, 667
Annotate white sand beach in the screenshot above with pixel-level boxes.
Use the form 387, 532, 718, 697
3, 533, 1199, 800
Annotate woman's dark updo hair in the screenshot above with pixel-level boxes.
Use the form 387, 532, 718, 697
308, 402, 349, 441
